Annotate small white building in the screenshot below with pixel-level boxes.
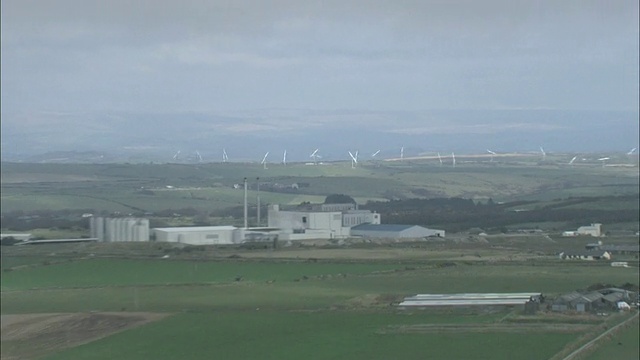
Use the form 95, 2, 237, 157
350, 224, 445, 239
0, 233, 32, 242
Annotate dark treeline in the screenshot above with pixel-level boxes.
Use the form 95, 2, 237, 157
361, 196, 639, 232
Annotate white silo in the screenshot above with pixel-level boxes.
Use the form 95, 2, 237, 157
90, 216, 96, 238
105, 218, 116, 242
95, 217, 104, 242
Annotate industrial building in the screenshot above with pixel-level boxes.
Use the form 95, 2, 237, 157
562, 223, 603, 237
351, 224, 445, 239
266, 203, 382, 241
267, 205, 351, 240
585, 243, 639, 255
90, 217, 150, 242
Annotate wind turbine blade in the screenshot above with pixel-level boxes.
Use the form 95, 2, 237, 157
310, 149, 319, 157
372, 150, 380, 157
348, 151, 356, 161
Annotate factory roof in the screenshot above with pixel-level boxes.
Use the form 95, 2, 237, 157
154, 226, 237, 232
351, 224, 417, 232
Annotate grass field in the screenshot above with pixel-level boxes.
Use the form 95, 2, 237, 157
1, 243, 638, 359
44, 311, 578, 360
2, 161, 638, 213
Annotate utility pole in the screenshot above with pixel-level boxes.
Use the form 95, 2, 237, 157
243, 177, 248, 228
256, 177, 261, 227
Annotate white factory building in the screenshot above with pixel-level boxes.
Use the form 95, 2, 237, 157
562, 223, 603, 237
267, 204, 381, 241
90, 217, 150, 242
145, 202, 443, 245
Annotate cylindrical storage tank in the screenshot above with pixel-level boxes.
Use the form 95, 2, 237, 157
96, 217, 104, 242
139, 219, 150, 242
105, 218, 116, 242
116, 218, 125, 242
133, 225, 145, 242
90, 217, 96, 238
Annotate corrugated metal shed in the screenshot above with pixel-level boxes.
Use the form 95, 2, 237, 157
351, 224, 445, 239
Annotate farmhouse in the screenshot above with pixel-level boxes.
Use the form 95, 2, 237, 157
558, 250, 611, 260
350, 224, 445, 239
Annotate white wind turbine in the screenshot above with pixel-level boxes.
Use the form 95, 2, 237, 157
261, 152, 269, 169
539, 147, 546, 161
597, 157, 610, 168
348, 150, 359, 168
451, 152, 456, 168
400, 146, 404, 161
627, 148, 637, 155
371, 150, 381, 158
487, 149, 497, 162
195, 150, 203, 162
569, 156, 577, 166
172, 150, 181, 161
437, 152, 443, 166
222, 148, 229, 163
282, 150, 287, 166
310, 149, 320, 165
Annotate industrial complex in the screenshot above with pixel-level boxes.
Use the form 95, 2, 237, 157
74, 200, 444, 246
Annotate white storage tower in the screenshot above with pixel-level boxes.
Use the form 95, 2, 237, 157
90, 217, 149, 242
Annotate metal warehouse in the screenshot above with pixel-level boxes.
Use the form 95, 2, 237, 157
350, 224, 445, 239
153, 226, 244, 245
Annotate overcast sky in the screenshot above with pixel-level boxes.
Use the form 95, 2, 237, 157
2, 0, 638, 115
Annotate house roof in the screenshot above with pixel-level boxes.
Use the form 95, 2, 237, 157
602, 292, 625, 302
580, 291, 604, 303
600, 245, 640, 252
351, 224, 417, 232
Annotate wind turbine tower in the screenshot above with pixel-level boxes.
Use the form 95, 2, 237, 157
598, 157, 610, 168
452, 152, 456, 168
569, 156, 577, 166
310, 149, 319, 165
400, 146, 404, 161
487, 149, 496, 162
282, 150, 287, 166
261, 152, 269, 169
348, 151, 358, 169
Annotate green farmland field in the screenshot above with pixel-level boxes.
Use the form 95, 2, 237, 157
1, 246, 638, 359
